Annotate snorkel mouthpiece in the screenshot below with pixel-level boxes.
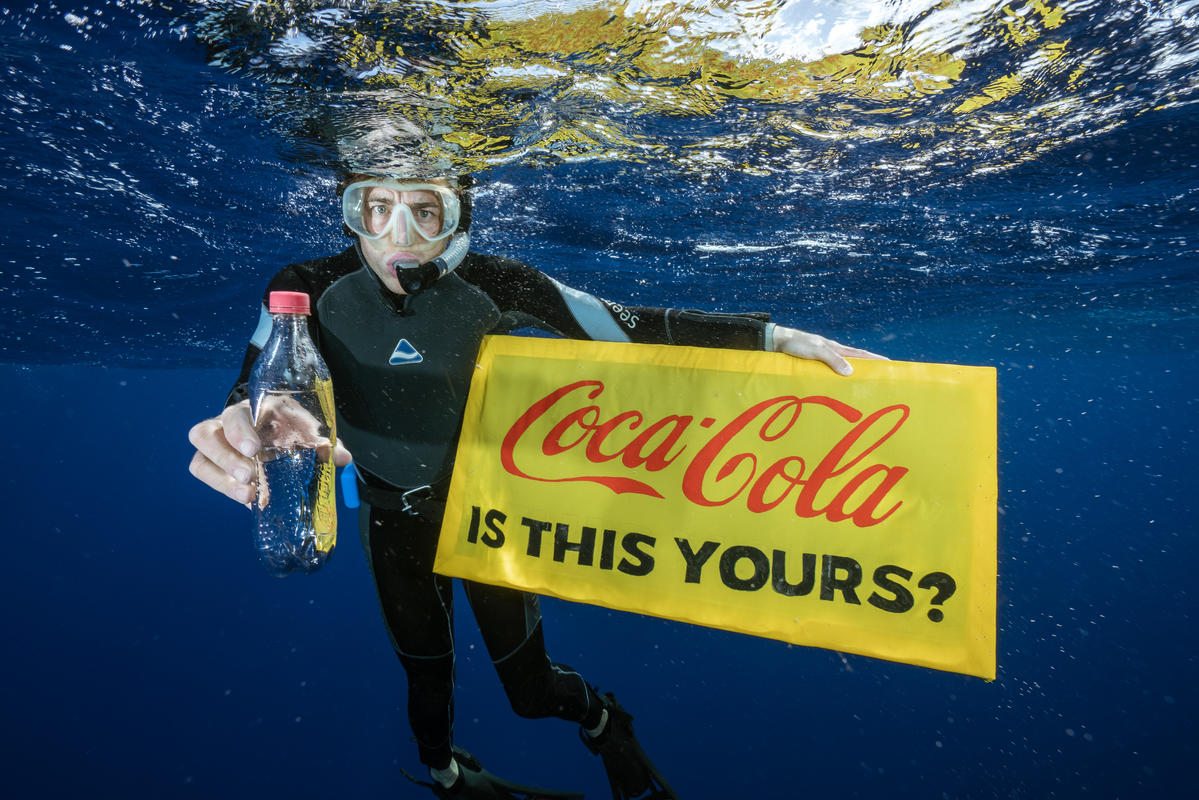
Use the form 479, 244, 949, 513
390, 232, 471, 295
393, 258, 431, 294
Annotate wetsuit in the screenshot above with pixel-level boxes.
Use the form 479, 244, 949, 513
228, 244, 772, 769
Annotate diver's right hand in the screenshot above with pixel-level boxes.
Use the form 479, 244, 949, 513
187, 400, 354, 506
188, 400, 262, 506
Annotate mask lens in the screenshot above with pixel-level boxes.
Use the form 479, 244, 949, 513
361, 192, 397, 237
406, 194, 445, 239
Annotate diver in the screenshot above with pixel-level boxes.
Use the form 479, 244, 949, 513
188, 171, 884, 799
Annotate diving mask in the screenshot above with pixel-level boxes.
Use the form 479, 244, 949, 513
341, 180, 461, 245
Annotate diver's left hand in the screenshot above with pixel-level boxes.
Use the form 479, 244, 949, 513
772, 325, 887, 376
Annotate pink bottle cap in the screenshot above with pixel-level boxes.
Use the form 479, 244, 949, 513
268, 291, 311, 314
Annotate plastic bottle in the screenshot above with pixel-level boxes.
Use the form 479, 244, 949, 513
247, 290, 337, 577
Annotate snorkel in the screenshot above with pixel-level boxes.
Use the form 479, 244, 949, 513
390, 231, 470, 294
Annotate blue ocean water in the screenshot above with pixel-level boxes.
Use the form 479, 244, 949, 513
1, 1, 1196, 798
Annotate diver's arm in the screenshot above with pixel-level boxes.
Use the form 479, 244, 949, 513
190, 304, 274, 505
188, 265, 350, 507
621, 311, 886, 373
465, 255, 884, 372
463, 255, 770, 349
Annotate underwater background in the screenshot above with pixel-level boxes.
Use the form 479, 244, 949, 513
2, 1, 1195, 797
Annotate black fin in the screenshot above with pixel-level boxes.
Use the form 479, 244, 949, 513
582, 692, 680, 800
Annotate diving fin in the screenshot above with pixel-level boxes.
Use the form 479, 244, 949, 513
582, 692, 679, 800
402, 746, 584, 800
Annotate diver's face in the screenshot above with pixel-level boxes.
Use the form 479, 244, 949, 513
356, 183, 452, 295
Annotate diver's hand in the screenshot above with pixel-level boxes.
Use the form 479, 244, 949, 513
772, 325, 887, 376
187, 399, 352, 506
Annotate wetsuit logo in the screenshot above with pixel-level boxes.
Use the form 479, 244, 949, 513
389, 338, 424, 366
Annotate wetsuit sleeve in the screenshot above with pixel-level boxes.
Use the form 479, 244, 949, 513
223, 266, 317, 407
463, 255, 772, 350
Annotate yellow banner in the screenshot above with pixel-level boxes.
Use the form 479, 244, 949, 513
435, 336, 997, 679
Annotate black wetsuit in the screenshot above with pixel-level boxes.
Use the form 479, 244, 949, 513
229, 245, 771, 769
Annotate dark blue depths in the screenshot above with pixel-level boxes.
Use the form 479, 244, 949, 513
2, 3, 1197, 799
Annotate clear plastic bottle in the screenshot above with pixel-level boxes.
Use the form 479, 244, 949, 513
247, 291, 337, 577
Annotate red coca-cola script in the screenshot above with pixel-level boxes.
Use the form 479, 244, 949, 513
499, 380, 910, 527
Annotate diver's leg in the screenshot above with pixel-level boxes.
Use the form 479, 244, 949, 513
465, 581, 679, 799
463, 580, 604, 727
359, 503, 457, 770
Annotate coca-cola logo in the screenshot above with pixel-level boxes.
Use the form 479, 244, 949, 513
500, 379, 910, 528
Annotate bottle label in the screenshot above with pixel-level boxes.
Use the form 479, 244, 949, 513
312, 375, 338, 549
